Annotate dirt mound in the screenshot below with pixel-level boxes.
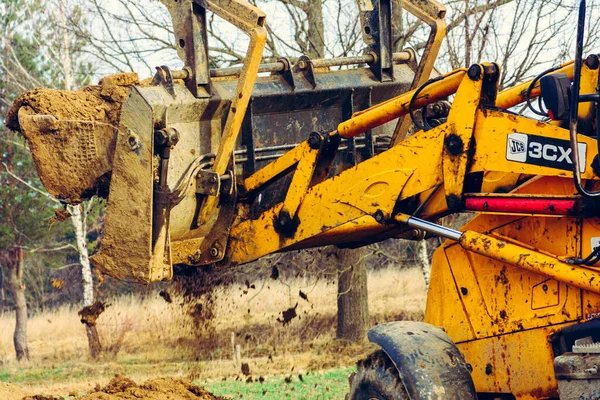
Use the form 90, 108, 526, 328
76, 375, 222, 400
0, 381, 31, 400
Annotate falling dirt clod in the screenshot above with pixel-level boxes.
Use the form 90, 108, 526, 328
78, 301, 110, 326
277, 303, 298, 326
159, 290, 173, 303
299, 290, 309, 302
241, 362, 251, 376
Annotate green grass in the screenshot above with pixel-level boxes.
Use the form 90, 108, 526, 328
199, 367, 355, 400
0, 360, 201, 388
0, 362, 89, 384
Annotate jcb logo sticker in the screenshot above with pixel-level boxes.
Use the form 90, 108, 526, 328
508, 138, 525, 154
506, 133, 586, 173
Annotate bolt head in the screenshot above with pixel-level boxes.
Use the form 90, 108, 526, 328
467, 64, 482, 81
374, 210, 385, 224
444, 134, 464, 156
308, 132, 322, 150
127, 134, 140, 150
279, 212, 291, 227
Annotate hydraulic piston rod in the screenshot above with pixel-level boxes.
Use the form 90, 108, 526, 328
394, 214, 600, 294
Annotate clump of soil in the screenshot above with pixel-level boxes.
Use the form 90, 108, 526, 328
0, 381, 31, 400
79, 301, 110, 326
75, 375, 223, 400
5, 73, 140, 204
277, 303, 298, 325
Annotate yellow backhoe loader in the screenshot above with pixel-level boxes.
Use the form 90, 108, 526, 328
8, 0, 600, 398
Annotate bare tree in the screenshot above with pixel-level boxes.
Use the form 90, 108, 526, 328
1, 247, 29, 361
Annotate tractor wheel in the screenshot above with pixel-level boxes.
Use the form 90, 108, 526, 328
347, 350, 409, 400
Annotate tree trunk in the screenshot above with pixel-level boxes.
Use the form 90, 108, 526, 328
5, 247, 29, 361
0, 267, 4, 301
69, 204, 101, 358
335, 247, 369, 342
417, 239, 431, 288
85, 325, 102, 359
306, 0, 325, 58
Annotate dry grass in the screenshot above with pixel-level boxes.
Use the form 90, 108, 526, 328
0, 267, 426, 394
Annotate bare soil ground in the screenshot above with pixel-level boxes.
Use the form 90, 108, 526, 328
0, 382, 31, 400
21, 375, 223, 400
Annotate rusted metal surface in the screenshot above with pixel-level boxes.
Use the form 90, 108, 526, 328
368, 321, 477, 400
195, 0, 265, 31
356, 0, 394, 81
238, 63, 415, 216
209, 51, 412, 78
459, 230, 600, 295
441, 65, 487, 212
555, 353, 600, 379
456, 327, 562, 398
161, 0, 212, 98
555, 353, 600, 399
229, 68, 600, 265
93, 61, 417, 280
424, 177, 600, 397
195, 19, 267, 226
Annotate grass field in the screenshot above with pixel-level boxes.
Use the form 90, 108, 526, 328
202, 368, 355, 399
0, 267, 427, 398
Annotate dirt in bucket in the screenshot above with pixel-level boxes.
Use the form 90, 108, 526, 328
5, 73, 141, 204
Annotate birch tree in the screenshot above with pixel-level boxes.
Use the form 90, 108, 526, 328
46, 0, 104, 358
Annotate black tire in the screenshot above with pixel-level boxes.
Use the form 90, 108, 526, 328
347, 350, 409, 400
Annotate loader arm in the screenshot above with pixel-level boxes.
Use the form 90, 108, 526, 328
227, 60, 600, 279
8, 0, 450, 283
